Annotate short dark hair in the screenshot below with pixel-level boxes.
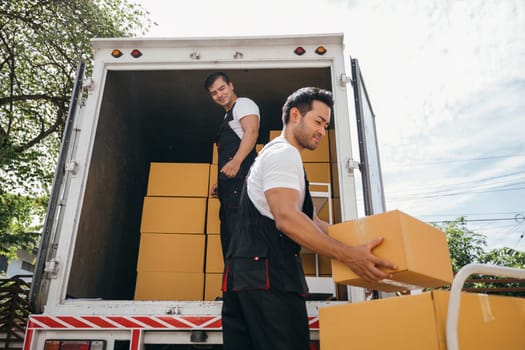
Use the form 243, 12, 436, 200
282, 87, 334, 124
204, 72, 231, 90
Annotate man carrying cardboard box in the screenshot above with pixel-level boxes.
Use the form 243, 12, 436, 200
205, 72, 260, 257
220, 86, 397, 350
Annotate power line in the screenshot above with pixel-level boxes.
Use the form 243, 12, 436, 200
388, 176, 525, 196
428, 217, 523, 224
421, 211, 525, 217
385, 170, 525, 199
420, 213, 525, 223
385, 154, 525, 169
388, 184, 525, 200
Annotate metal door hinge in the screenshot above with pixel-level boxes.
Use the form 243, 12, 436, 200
44, 258, 60, 279
83, 77, 95, 91
65, 160, 79, 175
340, 73, 353, 86
347, 159, 360, 174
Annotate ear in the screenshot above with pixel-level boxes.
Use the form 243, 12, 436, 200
289, 107, 301, 124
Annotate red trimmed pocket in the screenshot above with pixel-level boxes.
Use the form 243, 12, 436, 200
230, 256, 270, 291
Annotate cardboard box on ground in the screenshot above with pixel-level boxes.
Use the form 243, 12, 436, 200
319, 290, 525, 350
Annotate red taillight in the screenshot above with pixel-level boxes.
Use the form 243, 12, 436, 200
310, 340, 321, 350
44, 340, 105, 350
44, 340, 60, 350
130, 49, 143, 58
294, 46, 306, 55
62, 342, 89, 350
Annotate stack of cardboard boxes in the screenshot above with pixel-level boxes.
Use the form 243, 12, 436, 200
135, 142, 269, 301
134, 162, 210, 300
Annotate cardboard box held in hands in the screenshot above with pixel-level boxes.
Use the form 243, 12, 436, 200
328, 210, 453, 292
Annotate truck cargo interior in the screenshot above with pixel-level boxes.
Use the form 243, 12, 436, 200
67, 67, 341, 300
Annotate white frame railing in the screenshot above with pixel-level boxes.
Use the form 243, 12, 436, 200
446, 263, 525, 350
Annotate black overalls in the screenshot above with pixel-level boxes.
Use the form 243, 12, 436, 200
216, 103, 257, 256
221, 164, 314, 350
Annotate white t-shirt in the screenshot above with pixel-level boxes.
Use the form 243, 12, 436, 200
247, 136, 306, 219
226, 97, 260, 139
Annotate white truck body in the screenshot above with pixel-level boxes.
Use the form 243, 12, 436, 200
25, 33, 384, 349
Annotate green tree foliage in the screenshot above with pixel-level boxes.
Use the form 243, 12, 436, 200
0, 0, 151, 260
435, 217, 524, 296
479, 247, 525, 296
0, 191, 45, 260
439, 217, 488, 273
481, 247, 525, 269
437, 217, 524, 271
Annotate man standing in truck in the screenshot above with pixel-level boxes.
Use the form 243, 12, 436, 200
221, 87, 397, 350
205, 72, 260, 257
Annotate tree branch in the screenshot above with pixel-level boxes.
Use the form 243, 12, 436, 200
0, 94, 65, 107
16, 106, 66, 152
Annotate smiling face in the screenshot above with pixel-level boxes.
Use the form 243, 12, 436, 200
291, 100, 331, 151
207, 77, 237, 111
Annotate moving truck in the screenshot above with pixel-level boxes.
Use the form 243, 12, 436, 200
25, 33, 385, 349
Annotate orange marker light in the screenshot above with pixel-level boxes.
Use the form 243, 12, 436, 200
111, 49, 123, 58
315, 46, 327, 55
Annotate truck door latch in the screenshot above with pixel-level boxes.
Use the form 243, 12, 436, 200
44, 258, 60, 278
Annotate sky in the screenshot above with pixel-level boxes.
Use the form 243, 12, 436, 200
132, 0, 525, 251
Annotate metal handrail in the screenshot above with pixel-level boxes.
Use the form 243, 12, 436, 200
446, 263, 525, 350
